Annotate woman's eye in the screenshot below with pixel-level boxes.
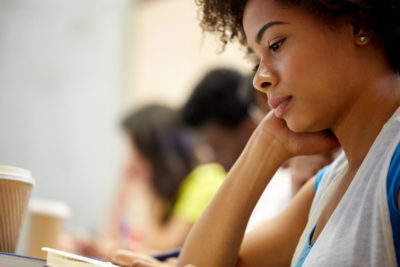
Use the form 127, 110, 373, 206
269, 38, 285, 52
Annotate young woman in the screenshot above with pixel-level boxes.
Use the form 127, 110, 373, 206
175, 0, 400, 266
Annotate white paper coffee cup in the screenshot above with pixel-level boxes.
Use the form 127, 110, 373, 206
26, 198, 70, 258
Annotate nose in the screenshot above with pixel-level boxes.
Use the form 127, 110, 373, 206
252, 64, 277, 93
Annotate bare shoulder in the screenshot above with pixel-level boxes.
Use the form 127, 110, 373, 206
237, 177, 316, 267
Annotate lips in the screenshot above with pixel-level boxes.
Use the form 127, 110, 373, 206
268, 96, 292, 118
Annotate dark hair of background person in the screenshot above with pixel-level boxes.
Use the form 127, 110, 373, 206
122, 104, 196, 205
182, 68, 251, 129
195, 0, 400, 72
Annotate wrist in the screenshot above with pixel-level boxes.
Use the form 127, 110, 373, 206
228, 129, 287, 192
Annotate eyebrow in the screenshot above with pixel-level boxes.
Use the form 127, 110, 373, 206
256, 21, 288, 43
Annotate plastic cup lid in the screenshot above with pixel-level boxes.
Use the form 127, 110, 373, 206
0, 165, 35, 185
29, 198, 71, 218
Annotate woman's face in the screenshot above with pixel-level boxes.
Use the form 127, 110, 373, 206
243, 0, 366, 132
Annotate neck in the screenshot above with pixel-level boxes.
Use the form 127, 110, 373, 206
332, 72, 400, 171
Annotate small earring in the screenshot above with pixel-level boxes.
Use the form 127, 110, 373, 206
359, 35, 366, 42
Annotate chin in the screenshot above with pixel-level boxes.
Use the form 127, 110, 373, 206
285, 116, 317, 133
286, 119, 306, 133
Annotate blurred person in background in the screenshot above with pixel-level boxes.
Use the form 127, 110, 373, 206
289, 153, 338, 197
72, 104, 226, 259
182, 68, 257, 172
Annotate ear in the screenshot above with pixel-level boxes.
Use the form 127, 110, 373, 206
352, 26, 369, 46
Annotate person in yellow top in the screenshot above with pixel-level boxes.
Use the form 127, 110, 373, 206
108, 105, 226, 256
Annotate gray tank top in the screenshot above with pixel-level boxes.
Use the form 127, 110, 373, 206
291, 107, 400, 266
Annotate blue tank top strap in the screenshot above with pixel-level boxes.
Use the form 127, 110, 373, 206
314, 165, 329, 192
294, 225, 317, 267
387, 141, 400, 264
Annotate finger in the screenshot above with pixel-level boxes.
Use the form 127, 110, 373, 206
131, 259, 177, 267
111, 251, 132, 267
131, 260, 157, 267
165, 257, 178, 264
111, 249, 155, 266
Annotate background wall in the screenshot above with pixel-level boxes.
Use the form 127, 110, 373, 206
0, 0, 131, 253
127, 0, 252, 109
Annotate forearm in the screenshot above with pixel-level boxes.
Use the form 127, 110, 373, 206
178, 129, 286, 267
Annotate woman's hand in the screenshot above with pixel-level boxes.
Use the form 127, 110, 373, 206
254, 111, 340, 161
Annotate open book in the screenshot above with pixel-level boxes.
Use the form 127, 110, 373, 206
42, 248, 120, 267
0, 252, 45, 267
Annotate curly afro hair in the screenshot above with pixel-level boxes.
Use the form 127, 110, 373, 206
195, 0, 400, 72
195, 0, 247, 47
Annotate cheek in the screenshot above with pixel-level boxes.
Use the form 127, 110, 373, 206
282, 47, 332, 90
282, 49, 349, 128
